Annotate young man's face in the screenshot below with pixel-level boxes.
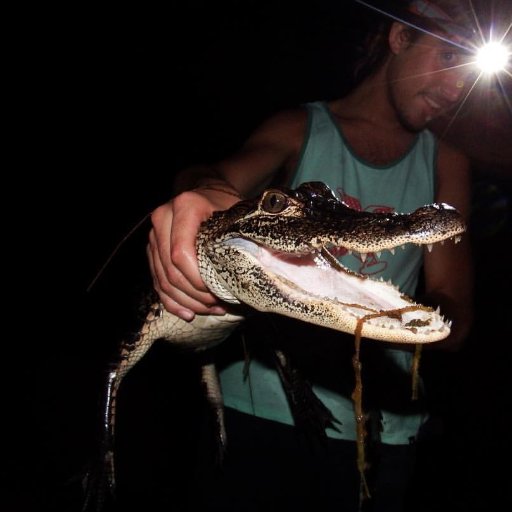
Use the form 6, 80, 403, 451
387, 30, 475, 132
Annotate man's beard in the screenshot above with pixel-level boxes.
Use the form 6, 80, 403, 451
388, 87, 425, 133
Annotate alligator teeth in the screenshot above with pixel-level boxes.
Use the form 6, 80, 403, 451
360, 252, 367, 263
454, 235, 462, 244
427, 244, 433, 252
376, 251, 381, 258
389, 248, 395, 255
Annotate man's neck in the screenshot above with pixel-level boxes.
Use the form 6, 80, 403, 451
329, 74, 420, 166
338, 71, 405, 131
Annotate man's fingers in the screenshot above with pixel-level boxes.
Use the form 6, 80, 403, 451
147, 192, 231, 319
148, 237, 224, 318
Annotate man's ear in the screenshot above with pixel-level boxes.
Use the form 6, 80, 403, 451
389, 22, 412, 55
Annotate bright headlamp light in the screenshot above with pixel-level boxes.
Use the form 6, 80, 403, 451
475, 41, 510, 74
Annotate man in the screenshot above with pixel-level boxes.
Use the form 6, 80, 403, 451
148, 1, 474, 509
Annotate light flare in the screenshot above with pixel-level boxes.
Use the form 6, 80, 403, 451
475, 41, 510, 74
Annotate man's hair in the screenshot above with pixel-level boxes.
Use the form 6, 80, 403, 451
352, 1, 414, 86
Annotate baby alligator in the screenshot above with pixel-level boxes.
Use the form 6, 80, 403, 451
82, 181, 465, 510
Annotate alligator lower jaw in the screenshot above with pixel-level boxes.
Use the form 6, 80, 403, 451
225, 238, 451, 344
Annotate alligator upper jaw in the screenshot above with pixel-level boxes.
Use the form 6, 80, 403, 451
233, 199, 466, 255
222, 238, 451, 344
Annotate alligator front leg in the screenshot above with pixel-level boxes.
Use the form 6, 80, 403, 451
82, 302, 165, 511
82, 304, 244, 511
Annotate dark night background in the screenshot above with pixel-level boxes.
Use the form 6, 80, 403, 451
9, 1, 511, 511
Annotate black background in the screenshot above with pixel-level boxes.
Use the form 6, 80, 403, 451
9, 1, 511, 511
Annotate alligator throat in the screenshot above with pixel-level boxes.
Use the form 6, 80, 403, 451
230, 238, 395, 304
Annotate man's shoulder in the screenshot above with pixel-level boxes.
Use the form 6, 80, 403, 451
256, 106, 310, 145
426, 124, 470, 163
436, 137, 471, 167
434, 137, 472, 207
268, 105, 310, 126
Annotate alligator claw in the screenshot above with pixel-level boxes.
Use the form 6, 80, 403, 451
80, 458, 116, 512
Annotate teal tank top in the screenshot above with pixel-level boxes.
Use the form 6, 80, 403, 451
220, 101, 437, 444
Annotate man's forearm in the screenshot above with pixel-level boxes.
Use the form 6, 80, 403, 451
172, 165, 241, 197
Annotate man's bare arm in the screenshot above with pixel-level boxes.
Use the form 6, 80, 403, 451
423, 141, 474, 351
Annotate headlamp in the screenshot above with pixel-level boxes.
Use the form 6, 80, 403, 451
475, 41, 510, 74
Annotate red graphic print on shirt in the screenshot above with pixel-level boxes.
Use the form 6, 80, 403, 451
334, 188, 395, 276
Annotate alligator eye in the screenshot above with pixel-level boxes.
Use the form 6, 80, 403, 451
261, 191, 288, 213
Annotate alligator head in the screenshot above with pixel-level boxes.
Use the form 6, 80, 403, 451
198, 181, 466, 344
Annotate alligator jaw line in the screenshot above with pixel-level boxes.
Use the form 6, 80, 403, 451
220, 238, 453, 343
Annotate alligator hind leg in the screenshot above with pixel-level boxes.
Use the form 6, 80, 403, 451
273, 349, 341, 440
201, 362, 228, 464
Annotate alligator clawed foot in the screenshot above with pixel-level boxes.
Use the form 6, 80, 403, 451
273, 349, 341, 440
80, 453, 116, 512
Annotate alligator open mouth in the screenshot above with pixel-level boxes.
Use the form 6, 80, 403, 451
222, 236, 453, 343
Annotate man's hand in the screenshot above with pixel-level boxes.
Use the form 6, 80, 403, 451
147, 189, 239, 320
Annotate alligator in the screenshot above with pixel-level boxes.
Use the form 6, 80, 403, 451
82, 181, 465, 510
